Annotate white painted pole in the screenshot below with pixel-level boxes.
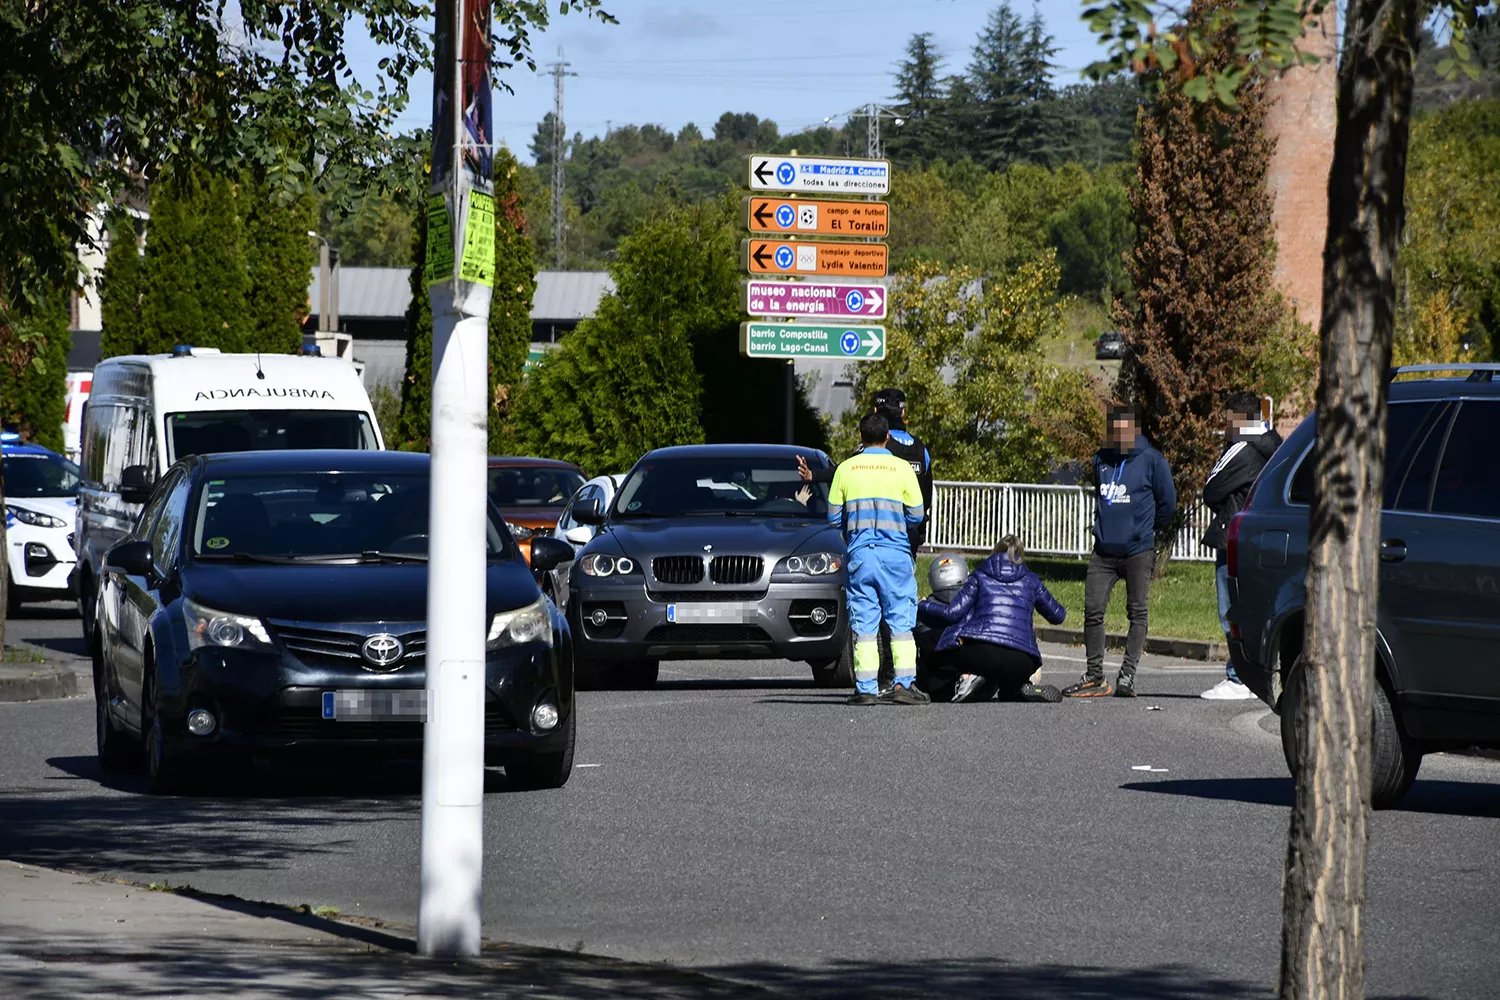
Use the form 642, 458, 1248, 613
418, 0, 493, 958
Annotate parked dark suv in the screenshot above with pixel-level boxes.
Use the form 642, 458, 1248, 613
1228, 365, 1500, 806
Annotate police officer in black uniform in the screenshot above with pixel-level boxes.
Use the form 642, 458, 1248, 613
800, 388, 934, 690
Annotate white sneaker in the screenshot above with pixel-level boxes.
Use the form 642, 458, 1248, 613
952, 673, 985, 703
1200, 677, 1257, 700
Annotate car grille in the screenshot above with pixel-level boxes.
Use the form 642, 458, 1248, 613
652, 556, 705, 585
644, 625, 771, 644
265, 702, 514, 741
710, 556, 764, 585
647, 590, 764, 603
272, 623, 426, 672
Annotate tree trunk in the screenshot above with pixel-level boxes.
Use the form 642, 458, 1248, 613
1278, 3, 1418, 998
0, 455, 7, 651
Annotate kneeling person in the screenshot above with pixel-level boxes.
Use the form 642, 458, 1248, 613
829, 413, 928, 706
918, 536, 1067, 703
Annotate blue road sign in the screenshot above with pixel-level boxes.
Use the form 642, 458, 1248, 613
776, 161, 796, 185
844, 289, 865, 313
773, 245, 795, 270
840, 330, 860, 355
775, 204, 796, 229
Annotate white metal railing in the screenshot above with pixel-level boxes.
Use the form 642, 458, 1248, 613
928, 481, 1216, 562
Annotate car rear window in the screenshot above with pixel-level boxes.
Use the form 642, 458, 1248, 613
1287, 400, 1438, 505
487, 467, 584, 508
1430, 400, 1500, 520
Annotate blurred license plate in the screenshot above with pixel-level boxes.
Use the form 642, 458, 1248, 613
321, 690, 428, 722
666, 603, 754, 624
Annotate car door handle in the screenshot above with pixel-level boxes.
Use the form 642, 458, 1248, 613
1380, 539, 1407, 563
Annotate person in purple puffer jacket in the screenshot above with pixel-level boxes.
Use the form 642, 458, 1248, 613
917, 535, 1067, 703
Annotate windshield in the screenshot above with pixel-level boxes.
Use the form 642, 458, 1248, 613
613, 456, 829, 518
488, 466, 585, 508
190, 472, 514, 561
166, 410, 379, 462
2, 451, 81, 498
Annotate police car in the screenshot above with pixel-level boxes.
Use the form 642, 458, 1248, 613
3, 432, 81, 613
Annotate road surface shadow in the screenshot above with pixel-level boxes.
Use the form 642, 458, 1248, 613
5, 602, 78, 621
17, 635, 89, 659
652, 678, 813, 692
1122, 776, 1500, 819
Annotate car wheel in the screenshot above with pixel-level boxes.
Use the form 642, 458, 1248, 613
94, 652, 134, 773
810, 642, 855, 688
1280, 656, 1421, 809
142, 665, 190, 795
505, 708, 575, 791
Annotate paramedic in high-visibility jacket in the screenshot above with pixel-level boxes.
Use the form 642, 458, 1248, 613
827, 412, 931, 706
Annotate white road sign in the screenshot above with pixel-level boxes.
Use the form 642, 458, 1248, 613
747, 155, 891, 195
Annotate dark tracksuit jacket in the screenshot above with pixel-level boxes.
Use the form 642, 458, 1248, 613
1200, 427, 1282, 563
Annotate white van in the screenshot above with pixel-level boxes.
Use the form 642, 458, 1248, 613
75, 347, 385, 640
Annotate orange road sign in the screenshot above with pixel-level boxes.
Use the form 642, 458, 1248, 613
741, 238, 888, 278
743, 197, 890, 237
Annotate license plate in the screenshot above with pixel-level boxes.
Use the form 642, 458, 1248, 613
321, 690, 428, 722
666, 603, 755, 624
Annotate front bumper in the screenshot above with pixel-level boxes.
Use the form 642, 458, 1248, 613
573, 578, 846, 662
156, 641, 569, 759
5, 528, 78, 598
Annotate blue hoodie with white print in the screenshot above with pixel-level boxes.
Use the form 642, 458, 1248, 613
1091, 434, 1177, 558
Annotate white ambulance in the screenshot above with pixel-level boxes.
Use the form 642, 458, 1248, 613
75, 347, 385, 642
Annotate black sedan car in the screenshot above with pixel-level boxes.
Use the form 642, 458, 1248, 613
90, 450, 577, 793
568, 444, 850, 689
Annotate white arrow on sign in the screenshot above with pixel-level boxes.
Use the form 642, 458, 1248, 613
865, 289, 883, 314
862, 332, 881, 352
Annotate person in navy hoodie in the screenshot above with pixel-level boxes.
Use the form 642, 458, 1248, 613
1062, 403, 1177, 699
917, 536, 1068, 703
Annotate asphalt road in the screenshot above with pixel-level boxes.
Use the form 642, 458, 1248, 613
2, 603, 1498, 999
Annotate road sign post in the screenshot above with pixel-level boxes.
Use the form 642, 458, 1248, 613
740, 322, 886, 361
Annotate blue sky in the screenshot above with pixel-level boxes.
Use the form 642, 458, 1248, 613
349, 1, 1111, 165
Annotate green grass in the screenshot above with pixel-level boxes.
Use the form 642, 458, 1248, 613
1, 646, 45, 665
917, 554, 1222, 643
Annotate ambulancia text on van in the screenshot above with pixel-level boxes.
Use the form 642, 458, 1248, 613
75, 346, 384, 646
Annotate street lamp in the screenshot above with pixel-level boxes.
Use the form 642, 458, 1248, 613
824, 104, 905, 159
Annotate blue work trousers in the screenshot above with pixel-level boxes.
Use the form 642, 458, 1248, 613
846, 544, 917, 694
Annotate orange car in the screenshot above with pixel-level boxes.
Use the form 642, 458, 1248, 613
487, 457, 587, 563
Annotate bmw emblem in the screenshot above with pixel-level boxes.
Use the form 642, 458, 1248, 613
360, 633, 405, 670
703, 544, 713, 553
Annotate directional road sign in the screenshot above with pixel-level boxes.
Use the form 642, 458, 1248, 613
744, 197, 890, 238
747, 155, 891, 196
741, 322, 886, 361
742, 238, 888, 278
744, 279, 887, 320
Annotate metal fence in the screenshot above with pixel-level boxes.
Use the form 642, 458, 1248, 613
927, 481, 1216, 562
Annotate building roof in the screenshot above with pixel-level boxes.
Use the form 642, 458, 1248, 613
307, 267, 614, 323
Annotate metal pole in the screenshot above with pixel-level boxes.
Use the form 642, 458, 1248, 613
329, 248, 341, 336
318, 242, 331, 333
418, 0, 491, 959
785, 361, 795, 445
549, 52, 574, 270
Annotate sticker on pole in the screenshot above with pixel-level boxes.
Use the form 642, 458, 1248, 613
458, 190, 496, 287
424, 195, 454, 286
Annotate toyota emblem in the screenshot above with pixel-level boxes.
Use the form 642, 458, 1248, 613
360, 633, 405, 670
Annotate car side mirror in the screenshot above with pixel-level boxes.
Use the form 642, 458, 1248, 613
563, 525, 594, 546
573, 497, 605, 526
528, 535, 574, 574
119, 465, 154, 505
104, 540, 155, 578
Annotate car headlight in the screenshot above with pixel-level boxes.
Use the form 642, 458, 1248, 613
184, 598, 273, 651
579, 553, 638, 577
774, 552, 844, 577
6, 505, 67, 529
487, 596, 553, 650
507, 522, 536, 541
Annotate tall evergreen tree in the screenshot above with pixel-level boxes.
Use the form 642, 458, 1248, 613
139, 177, 205, 354
0, 289, 70, 452
193, 172, 250, 352
243, 175, 316, 353
967, 3, 1029, 168
1114, 1, 1292, 558
888, 33, 947, 166
395, 206, 433, 452
98, 209, 143, 358
490, 147, 539, 454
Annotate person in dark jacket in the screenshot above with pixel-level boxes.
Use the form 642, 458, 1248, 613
1199, 391, 1282, 700
918, 536, 1067, 703
1062, 404, 1177, 699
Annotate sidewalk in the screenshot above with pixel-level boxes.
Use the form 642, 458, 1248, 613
0, 659, 80, 702
0, 860, 765, 999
